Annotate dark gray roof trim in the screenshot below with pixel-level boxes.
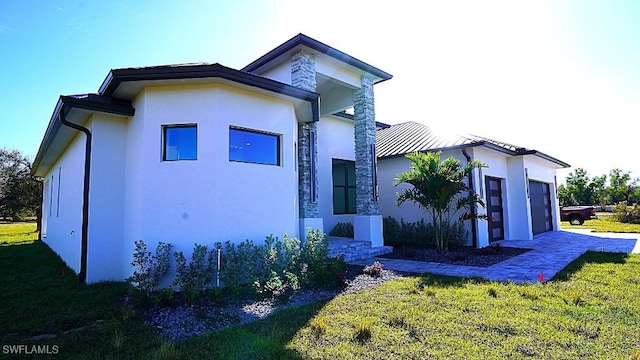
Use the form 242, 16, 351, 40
99, 63, 320, 121
32, 95, 135, 175
242, 33, 393, 83
61, 94, 135, 116
376, 121, 569, 168
466, 134, 570, 167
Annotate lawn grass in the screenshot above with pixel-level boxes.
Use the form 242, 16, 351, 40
286, 252, 640, 359
0, 221, 39, 244
0, 239, 161, 359
1, 223, 639, 359
561, 216, 640, 233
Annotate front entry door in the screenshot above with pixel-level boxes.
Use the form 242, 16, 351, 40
485, 177, 504, 242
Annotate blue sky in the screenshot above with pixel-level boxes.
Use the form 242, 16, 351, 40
1, 0, 638, 182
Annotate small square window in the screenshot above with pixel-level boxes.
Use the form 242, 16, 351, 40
229, 127, 280, 166
163, 125, 197, 161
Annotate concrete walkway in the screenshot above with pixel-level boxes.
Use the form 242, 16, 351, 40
350, 230, 640, 283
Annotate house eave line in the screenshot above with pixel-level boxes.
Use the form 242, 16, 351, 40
98, 64, 320, 122
60, 95, 136, 117
378, 141, 570, 169
31, 99, 64, 176
31, 95, 135, 176
524, 150, 571, 168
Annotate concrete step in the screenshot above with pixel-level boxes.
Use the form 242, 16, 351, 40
328, 237, 393, 263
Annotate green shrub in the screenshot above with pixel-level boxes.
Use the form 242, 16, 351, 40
155, 287, 176, 307
173, 244, 217, 303
443, 221, 467, 249
219, 239, 264, 295
253, 235, 303, 295
127, 240, 172, 297
220, 229, 346, 296
383, 216, 401, 244
300, 229, 346, 288
383, 216, 467, 249
329, 221, 354, 238
613, 201, 640, 224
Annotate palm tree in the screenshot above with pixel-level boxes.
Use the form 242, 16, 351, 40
394, 151, 487, 251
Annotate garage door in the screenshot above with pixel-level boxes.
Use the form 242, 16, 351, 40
529, 181, 552, 235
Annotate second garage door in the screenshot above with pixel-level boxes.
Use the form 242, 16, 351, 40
529, 180, 553, 235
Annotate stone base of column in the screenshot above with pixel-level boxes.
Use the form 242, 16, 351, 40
299, 217, 324, 240
354, 215, 383, 247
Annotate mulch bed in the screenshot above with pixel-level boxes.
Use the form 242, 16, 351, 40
379, 245, 533, 267
134, 265, 407, 341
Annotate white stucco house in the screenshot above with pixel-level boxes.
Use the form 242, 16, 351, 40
376, 121, 570, 248
31, 34, 392, 284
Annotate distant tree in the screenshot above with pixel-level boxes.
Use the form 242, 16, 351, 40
394, 151, 487, 251
590, 175, 608, 208
608, 169, 638, 204
0, 148, 42, 224
561, 168, 595, 206
557, 184, 572, 207
631, 187, 640, 204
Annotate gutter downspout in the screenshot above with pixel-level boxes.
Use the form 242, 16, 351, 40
462, 148, 478, 248
58, 108, 92, 284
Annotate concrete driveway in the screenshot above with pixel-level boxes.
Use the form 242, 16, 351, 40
352, 230, 640, 283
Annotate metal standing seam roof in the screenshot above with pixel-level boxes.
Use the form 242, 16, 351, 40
375, 121, 570, 168
376, 121, 480, 158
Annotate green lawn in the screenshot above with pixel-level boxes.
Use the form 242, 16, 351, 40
0, 221, 39, 244
1, 224, 639, 359
561, 216, 640, 233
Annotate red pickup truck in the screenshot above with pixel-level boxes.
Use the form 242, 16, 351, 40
560, 206, 596, 225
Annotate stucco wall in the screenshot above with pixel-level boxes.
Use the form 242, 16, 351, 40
506, 156, 532, 240
377, 149, 474, 246
86, 114, 128, 283
317, 115, 356, 232
260, 62, 292, 84
121, 83, 299, 280
40, 132, 86, 274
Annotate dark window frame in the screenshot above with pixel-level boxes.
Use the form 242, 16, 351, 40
228, 127, 281, 166
162, 124, 198, 161
332, 158, 357, 215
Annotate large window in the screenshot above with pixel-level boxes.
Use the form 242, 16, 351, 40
163, 125, 197, 161
229, 127, 280, 166
332, 159, 356, 214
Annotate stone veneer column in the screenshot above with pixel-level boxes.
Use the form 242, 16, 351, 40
291, 50, 321, 237
353, 74, 383, 246
353, 74, 379, 215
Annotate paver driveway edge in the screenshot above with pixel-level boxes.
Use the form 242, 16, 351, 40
350, 230, 640, 283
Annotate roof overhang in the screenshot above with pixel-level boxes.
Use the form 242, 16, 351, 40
516, 149, 571, 169
98, 63, 320, 124
242, 33, 393, 84
31, 95, 135, 177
